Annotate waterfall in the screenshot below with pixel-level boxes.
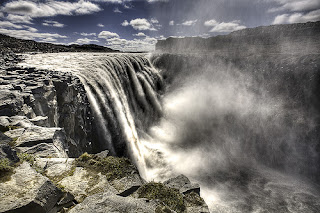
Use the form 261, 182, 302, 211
20, 52, 320, 212
19, 53, 164, 179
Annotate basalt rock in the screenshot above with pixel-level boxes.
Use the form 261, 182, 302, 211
0, 66, 96, 157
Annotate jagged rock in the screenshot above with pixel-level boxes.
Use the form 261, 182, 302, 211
112, 173, 145, 197
0, 162, 63, 213
94, 150, 109, 158
15, 126, 68, 158
164, 174, 200, 195
58, 167, 118, 202
0, 137, 19, 163
68, 192, 158, 213
30, 116, 49, 127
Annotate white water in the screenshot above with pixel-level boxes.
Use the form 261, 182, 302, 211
20, 52, 320, 212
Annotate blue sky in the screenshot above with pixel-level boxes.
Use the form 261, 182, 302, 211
0, 0, 319, 51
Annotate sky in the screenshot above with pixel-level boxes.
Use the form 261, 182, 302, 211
0, 0, 319, 52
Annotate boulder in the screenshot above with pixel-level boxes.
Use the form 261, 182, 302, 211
112, 173, 145, 197
0, 143, 19, 163
68, 192, 158, 213
58, 167, 118, 202
0, 162, 63, 213
15, 126, 68, 158
164, 174, 200, 195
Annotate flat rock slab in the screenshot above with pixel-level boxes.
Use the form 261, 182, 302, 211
15, 126, 68, 158
0, 162, 63, 213
69, 192, 158, 213
164, 174, 201, 195
112, 173, 145, 197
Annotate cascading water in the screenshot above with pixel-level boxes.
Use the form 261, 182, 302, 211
20, 52, 320, 212
19, 53, 164, 179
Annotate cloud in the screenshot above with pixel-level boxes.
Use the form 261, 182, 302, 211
121, 20, 129, 26
181, 20, 197, 26
268, 0, 320, 13
97, 23, 104, 27
133, 32, 147, 37
169, 20, 174, 26
0, 28, 67, 40
98, 31, 120, 39
0, 21, 24, 29
80, 32, 97, 36
105, 36, 157, 52
74, 38, 99, 44
41, 37, 57, 43
113, 7, 122, 13
151, 18, 159, 24
6, 14, 33, 24
1, 0, 102, 18
204, 19, 218, 27
42, 20, 65, 28
272, 9, 320, 24
122, 18, 157, 31
204, 19, 247, 33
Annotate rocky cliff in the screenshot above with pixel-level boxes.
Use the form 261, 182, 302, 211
156, 21, 320, 56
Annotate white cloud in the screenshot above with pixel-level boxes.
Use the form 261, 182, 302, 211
133, 32, 147, 37
204, 19, 218, 27
105, 36, 157, 52
0, 21, 24, 29
123, 18, 157, 31
41, 37, 57, 43
80, 32, 97, 36
169, 20, 174, 26
97, 23, 104, 27
268, 0, 320, 13
272, 9, 320, 24
151, 18, 159, 24
43, 20, 65, 28
204, 19, 246, 33
121, 20, 129, 26
98, 31, 120, 39
74, 38, 99, 44
0, 28, 67, 40
181, 20, 197, 26
1, 0, 102, 18
113, 7, 122, 13
6, 14, 33, 24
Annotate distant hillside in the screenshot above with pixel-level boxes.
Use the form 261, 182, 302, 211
156, 21, 320, 55
0, 34, 119, 53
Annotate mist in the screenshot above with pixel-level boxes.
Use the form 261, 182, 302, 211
147, 53, 320, 211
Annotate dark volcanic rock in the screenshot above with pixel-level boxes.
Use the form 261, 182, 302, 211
0, 67, 97, 157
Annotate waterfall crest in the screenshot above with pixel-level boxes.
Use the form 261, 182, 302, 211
20, 53, 164, 178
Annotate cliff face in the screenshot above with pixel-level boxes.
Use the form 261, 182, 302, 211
156, 21, 320, 55
0, 62, 96, 157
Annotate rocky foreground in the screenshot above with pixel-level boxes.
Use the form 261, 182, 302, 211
0, 53, 209, 212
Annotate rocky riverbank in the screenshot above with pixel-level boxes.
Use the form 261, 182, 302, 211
0, 53, 210, 212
